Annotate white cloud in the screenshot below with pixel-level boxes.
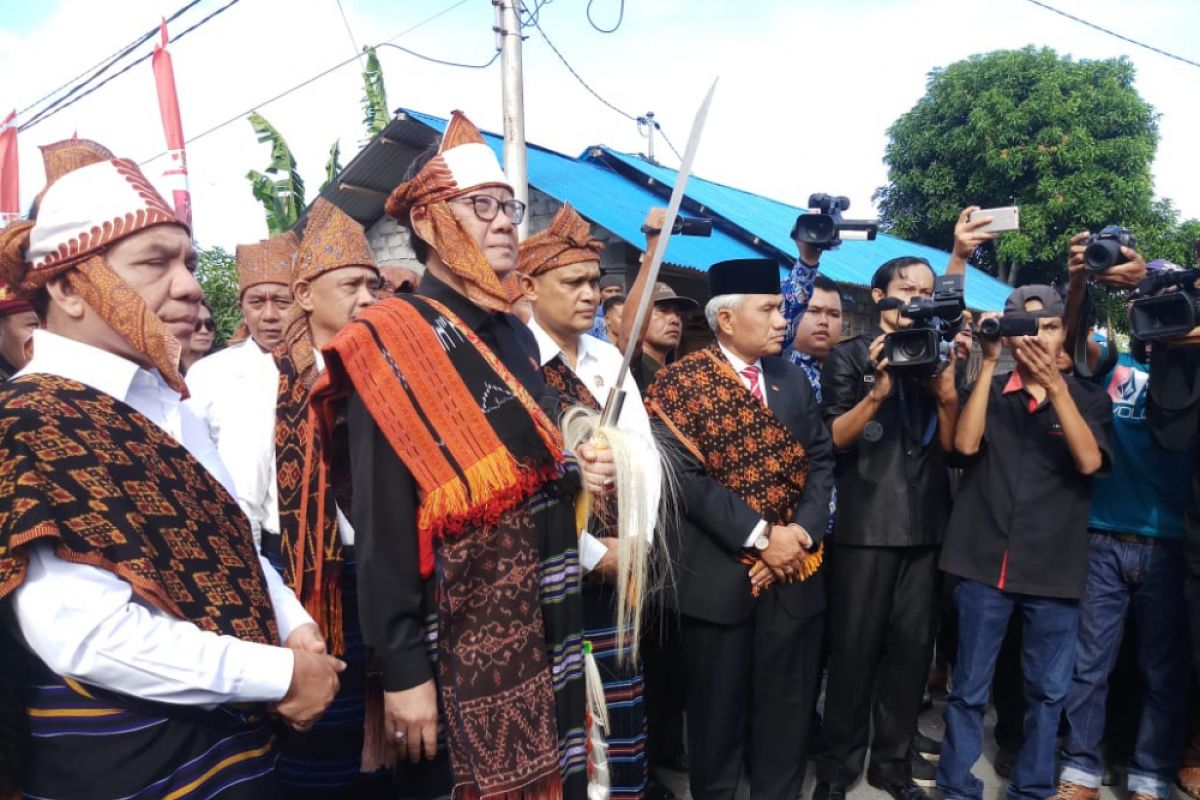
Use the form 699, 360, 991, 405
2, 0, 1196, 251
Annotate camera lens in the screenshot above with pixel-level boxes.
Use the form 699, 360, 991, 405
1084, 240, 1120, 272
979, 317, 1001, 337
900, 337, 927, 359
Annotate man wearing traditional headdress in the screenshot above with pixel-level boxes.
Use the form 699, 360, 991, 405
0, 276, 37, 381
518, 202, 661, 800
257, 198, 384, 797
0, 153, 344, 799
187, 231, 298, 551
646, 258, 835, 800
310, 111, 615, 799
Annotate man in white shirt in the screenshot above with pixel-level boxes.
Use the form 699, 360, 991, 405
518, 202, 662, 800
0, 155, 342, 799
187, 231, 297, 550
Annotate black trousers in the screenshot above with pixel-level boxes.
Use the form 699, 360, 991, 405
816, 544, 938, 787
642, 600, 688, 767
682, 594, 824, 800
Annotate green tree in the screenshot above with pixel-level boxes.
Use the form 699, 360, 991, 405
195, 245, 242, 346
875, 47, 1161, 286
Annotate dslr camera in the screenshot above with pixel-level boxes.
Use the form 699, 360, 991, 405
1127, 265, 1200, 341
884, 274, 966, 377
1084, 226, 1137, 272
978, 314, 1039, 339
791, 193, 879, 251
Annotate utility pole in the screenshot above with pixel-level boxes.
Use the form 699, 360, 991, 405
643, 112, 656, 163
495, 0, 528, 240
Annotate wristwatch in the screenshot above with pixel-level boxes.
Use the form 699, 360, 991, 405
754, 530, 771, 552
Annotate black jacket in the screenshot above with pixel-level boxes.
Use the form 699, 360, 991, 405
349, 274, 552, 691
820, 332, 952, 547
660, 353, 835, 626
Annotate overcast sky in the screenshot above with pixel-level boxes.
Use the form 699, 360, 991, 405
1, 0, 1196, 251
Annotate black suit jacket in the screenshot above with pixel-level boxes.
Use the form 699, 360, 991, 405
659, 353, 835, 626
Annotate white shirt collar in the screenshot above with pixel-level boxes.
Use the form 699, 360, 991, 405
19, 329, 153, 403
528, 316, 598, 370
717, 340, 763, 374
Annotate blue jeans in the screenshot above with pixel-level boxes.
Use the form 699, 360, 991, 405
937, 579, 1080, 800
1059, 531, 1188, 799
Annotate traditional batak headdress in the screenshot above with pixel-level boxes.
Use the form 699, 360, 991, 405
236, 230, 298, 295
278, 198, 377, 390
0, 156, 190, 394
517, 202, 603, 276
385, 110, 513, 313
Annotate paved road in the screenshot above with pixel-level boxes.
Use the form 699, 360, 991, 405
656, 700, 1157, 800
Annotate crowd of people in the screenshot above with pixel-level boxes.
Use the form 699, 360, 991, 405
0, 109, 1197, 800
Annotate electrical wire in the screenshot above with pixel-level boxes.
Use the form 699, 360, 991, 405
15, 0, 206, 117
526, 16, 634, 121
19, 0, 244, 132
377, 43, 499, 70
139, 10, 497, 165
334, 0, 366, 67
585, 0, 624, 34
523, 6, 683, 162
1023, 0, 1200, 69
386, 0, 471, 43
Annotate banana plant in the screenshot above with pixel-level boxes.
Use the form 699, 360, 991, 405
245, 111, 305, 235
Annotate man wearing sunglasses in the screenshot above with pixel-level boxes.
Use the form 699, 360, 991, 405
310, 112, 615, 799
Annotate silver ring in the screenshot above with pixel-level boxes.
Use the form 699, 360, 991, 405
394, 731, 407, 741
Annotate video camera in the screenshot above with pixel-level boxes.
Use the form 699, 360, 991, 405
1127, 265, 1200, 341
883, 274, 966, 377
790, 193, 879, 251
978, 315, 1039, 339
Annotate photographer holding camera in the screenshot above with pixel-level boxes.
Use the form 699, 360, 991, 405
1051, 235, 1192, 800
936, 280, 1113, 800
812, 208, 988, 800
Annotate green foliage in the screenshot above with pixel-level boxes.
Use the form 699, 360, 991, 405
320, 139, 343, 194
195, 245, 242, 345
245, 111, 306, 235
361, 46, 390, 141
875, 47, 1164, 286
244, 50, 391, 232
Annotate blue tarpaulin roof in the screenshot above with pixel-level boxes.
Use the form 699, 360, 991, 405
402, 110, 1009, 311
584, 147, 1013, 312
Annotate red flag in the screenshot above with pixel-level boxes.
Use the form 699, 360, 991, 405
152, 19, 192, 228
0, 110, 18, 225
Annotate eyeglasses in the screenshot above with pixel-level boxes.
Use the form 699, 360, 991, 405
455, 195, 526, 224
195, 318, 215, 332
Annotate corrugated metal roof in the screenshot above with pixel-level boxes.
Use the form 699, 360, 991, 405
400, 110, 764, 271
311, 109, 1009, 311
583, 147, 1012, 311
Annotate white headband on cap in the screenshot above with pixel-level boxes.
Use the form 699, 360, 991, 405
27, 158, 184, 273
440, 142, 511, 193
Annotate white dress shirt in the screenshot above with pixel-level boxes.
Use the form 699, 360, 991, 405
528, 318, 661, 572
186, 340, 281, 549
187, 342, 354, 547
12, 330, 311, 707
716, 341, 773, 547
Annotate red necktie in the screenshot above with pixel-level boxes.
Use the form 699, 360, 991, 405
741, 364, 765, 406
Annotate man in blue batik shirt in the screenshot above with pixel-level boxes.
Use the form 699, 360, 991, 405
589, 273, 626, 341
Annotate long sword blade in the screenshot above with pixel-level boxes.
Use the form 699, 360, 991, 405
609, 78, 718, 408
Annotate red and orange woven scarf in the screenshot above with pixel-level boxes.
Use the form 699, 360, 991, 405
311, 295, 564, 577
